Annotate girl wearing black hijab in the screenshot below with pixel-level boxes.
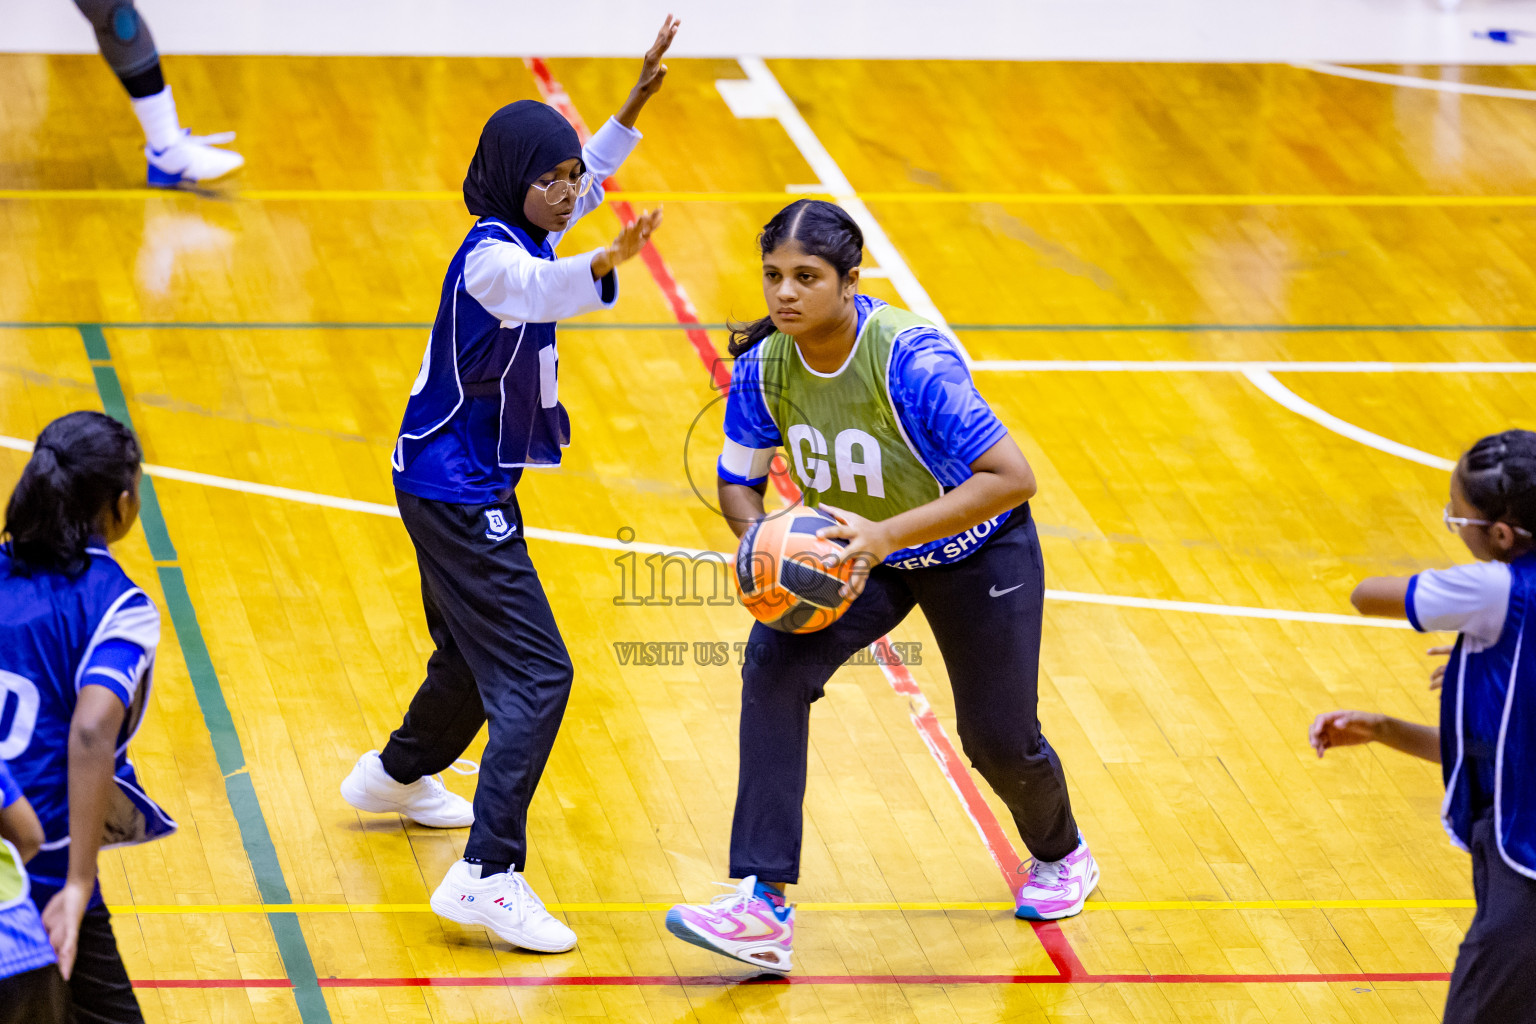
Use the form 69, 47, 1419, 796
339, 16, 677, 954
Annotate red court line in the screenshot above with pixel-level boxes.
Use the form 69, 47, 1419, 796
524, 57, 730, 393
524, 56, 1095, 984
315, 970, 1448, 987
127, 970, 1454, 990
522, 54, 1095, 982
132, 979, 293, 989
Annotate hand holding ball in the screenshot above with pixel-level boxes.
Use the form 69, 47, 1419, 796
733, 508, 859, 633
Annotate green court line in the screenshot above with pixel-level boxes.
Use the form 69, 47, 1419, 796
78, 326, 329, 1023
13, 320, 1536, 332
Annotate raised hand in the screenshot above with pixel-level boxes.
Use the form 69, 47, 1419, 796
617, 15, 681, 127
636, 14, 680, 100
591, 207, 664, 280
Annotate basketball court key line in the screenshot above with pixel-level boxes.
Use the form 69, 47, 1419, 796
1242, 368, 1457, 471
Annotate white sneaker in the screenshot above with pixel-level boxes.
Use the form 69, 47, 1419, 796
430, 860, 577, 953
339, 750, 473, 828
146, 129, 244, 186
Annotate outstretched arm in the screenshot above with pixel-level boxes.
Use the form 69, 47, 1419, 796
1309, 710, 1440, 763
1351, 576, 1411, 618
615, 15, 680, 130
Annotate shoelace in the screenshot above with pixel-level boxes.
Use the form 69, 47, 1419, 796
499, 874, 548, 921
424, 758, 480, 795
183, 130, 237, 147
1023, 857, 1070, 890
705, 878, 761, 916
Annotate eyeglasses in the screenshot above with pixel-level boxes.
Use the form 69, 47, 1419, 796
1444, 503, 1533, 538
528, 173, 595, 205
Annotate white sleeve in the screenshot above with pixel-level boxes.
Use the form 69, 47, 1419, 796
548, 117, 643, 245
462, 238, 618, 323
1407, 561, 1512, 646
582, 117, 642, 184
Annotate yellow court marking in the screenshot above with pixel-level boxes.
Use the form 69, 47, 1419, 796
10, 188, 1536, 207
107, 898, 1475, 915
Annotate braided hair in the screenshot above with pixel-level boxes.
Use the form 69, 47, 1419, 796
3, 411, 142, 576
1458, 429, 1536, 533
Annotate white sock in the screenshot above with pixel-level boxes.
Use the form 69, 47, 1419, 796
131, 86, 183, 152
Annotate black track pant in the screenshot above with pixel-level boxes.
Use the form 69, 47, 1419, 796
0, 963, 74, 1024
380, 491, 574, 871
1443, 812, 1536, 1024
24, 888, 139, 1024
729, 505, 1080, 884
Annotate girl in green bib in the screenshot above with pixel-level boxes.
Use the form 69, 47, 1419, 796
666, 200, 1098, 974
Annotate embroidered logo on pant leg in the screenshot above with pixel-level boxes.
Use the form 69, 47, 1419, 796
484, 509, 516, 541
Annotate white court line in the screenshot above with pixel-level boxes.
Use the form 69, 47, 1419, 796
972, 360, 1536, 373
1041, 588, 1408, 629
733, 57, 970, 361
1295, 61, 1536, 101
960, 359, 1465, 472
1242, 369, 1457, 471
0, 432, 1416, 631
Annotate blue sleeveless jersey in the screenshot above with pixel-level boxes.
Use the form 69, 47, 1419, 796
393, 218, 571, 503
1437, 551, 1536, 876
0, 544, 176, 893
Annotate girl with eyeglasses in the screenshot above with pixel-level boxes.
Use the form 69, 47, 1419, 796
1311, 428, 1536, 1024
338, 16, 677, 955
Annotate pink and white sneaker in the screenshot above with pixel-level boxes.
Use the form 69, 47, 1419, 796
665, 876, 795, 973
1015, 838, 1100, 920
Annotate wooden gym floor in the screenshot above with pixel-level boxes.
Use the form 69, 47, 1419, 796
6, 53, 1536, 1023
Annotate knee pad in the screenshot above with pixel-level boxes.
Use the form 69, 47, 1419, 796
74, 0, 159, 78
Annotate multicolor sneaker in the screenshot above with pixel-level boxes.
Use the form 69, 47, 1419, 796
665, 876, 795, 973
1014, 838, 1099, 920
146, 129, 244, 187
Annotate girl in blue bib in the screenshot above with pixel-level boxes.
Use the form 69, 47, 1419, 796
1, 411, 172, 1024
1313, 428, 1536, 1024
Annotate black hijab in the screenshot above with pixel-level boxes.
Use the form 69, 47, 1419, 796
463, 100, 583, 246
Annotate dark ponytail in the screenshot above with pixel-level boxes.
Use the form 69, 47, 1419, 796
728, 199, 865, 356
4, 411, 142, 576
1459, 429, 1536, 532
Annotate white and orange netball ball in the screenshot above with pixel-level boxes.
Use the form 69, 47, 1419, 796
734, 507, 858, 633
